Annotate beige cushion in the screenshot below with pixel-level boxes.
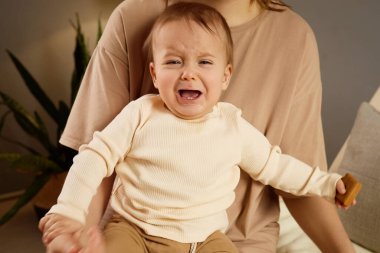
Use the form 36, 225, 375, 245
337, 102, 380, 253
330, 86, 380, 173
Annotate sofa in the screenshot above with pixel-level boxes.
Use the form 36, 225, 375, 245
277, 86, 380, 253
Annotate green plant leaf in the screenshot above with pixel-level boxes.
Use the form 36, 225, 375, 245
34, 111, 49, 137
0, 135, 40, 155
56, 101, 70, 141
33, 111, 56, 154
6, 50, 60, 125
0, 92, 39, 132
0, 92, 54, 152
0, 173, 51, 225
0, 153, 62, 174
0, 109, 11, 133
97, 18, 103, 43
70, 14, 90, 105
0, 108, 39, 153
0, 13, 99, 225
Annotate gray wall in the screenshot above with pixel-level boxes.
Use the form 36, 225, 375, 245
286, 0, 380, 164
0, 0, 379, 194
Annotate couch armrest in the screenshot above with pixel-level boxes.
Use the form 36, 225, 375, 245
330, 86, 380, 173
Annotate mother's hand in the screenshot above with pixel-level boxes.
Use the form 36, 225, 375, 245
39, 214, 83, 245
45, 233, 81, 253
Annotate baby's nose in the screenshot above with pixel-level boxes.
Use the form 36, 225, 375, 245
181, 66, 196, 80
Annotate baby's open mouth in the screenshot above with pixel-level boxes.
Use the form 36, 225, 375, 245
178, 90, 202, 100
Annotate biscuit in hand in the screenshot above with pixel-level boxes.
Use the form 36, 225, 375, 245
336, 173, 362, 207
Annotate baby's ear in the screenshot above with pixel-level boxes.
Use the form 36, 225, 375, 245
149, 62, 157, 87
222, 64, 232, 90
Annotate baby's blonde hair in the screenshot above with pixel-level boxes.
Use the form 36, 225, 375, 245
163, 0, 289, 12
150, 2, 233, 65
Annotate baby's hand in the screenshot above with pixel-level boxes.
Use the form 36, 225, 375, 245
39, 213, 83, 245
335, 179, 352, 209
335, 173, 362, 210
47, 233, 82, 253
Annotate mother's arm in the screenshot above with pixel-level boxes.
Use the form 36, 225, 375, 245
284, 197, 354, 253
278, 30, 354, 252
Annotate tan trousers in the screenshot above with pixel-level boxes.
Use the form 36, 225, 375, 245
104, 215, 239, 253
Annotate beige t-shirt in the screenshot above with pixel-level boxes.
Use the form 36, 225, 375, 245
61, 1, 327, 252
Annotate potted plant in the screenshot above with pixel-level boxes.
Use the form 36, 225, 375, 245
0, 15, 102, 225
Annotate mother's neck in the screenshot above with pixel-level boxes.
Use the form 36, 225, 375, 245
168, 0, 262, 27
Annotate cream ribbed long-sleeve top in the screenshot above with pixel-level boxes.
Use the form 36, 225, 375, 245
50, 95, 341, 243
